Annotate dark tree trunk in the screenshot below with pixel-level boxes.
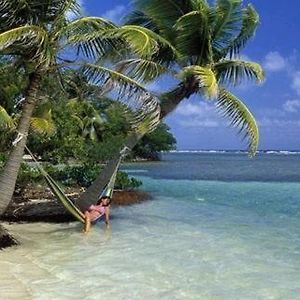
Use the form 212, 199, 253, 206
0, 72, 41, 215
159, 80, 198, 118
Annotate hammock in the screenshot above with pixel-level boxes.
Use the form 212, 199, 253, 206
24, 145, 124, 224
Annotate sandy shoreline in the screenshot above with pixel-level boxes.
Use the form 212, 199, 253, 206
0, 187, 151, 249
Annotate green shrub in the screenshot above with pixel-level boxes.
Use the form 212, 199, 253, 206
17, 163, 43, 185
53, 164, 101, 187
16, 162, 142, 190
115, 171, 142, 190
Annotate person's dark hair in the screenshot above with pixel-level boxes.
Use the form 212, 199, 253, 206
96, 196, 111, 205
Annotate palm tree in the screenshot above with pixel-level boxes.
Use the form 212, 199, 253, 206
75, 0, 265, 205
0, 0, 161, 214
118, 0, 264, 154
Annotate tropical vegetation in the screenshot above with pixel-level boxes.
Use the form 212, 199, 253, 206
0, 0, 264, 217
0, 0, 161, 214
68, 0, 265, 207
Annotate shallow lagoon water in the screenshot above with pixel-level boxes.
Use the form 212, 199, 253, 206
1, 153, 300, 299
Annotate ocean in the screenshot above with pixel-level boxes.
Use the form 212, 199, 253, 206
1, 152, 300, 299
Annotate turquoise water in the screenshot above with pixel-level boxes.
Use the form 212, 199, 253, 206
1, 152, 300, 299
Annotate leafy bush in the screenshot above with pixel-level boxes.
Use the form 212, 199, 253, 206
17, 163, 43, 185
16, 162, 142, 190
53, 164, 101, 187
115, 171, 142, 190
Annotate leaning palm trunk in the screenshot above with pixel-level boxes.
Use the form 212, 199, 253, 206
79, 81, 195, 205
75, 132, 143, 210
0, 72, 41, 215
160, 80, 198, 118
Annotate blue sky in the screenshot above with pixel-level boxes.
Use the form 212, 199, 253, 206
81, 0, 300, 150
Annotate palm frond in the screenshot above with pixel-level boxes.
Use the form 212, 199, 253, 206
132, 0, 192, 39
0, 26, 49, 65
180, 66, 218, 98
82, 63, 161, 134
56, 0, 80, 21
216, 88, 259, 156
0, 105, 14, 129
63, 17, 118, 59
212, 0, 243, 51
30, 117, 56, 136
175, 9, 212, 63
0, 0, 78, 30
31, 101, 56, 136
124, 10, 160, 33
225, 4, 259, 58
214, 60, 264, 85
107, 25, 177, 60
115, 58, 171, 82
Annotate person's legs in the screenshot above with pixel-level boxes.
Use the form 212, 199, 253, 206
84, 211, 91, 233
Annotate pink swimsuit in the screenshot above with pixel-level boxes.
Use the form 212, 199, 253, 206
88, 204, 106, 221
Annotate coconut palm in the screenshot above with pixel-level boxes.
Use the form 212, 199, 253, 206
0, 0, 161, 214
114, 0, 264, 154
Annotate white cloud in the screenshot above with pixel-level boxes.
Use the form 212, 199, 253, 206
174, 102, 223, 128
258, 117, 300, 128
258, 108, 286, 118
257, 105, 300, 128
179, 119, 219, 128
175, 103, 206, 116
263, 51, 287, 72
291, 71, 300, 95
283, 99, 300, 112
102, 5, 127, 24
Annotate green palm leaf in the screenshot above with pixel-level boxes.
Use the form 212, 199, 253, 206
108, 25, 158, 58
132, 0, 192, 41
108, 25, 177, 60
0, 0, 78, 29
82, 63, 160, 134
124, 10, 159, 32
0, 105, 14, 129
64, 17, 118, 59
30, 117, 56, 136
31, 101, 56, 136
216, 88, 259, 156
56, 0, 80, 21
214, 60, 264, 85
212, 0, 243, 51
180, 66, 218, 97
115, 58, 171, 82
71, 115, 84, 131
0, 26, 49, 64
175, 9, 212, 63
226, 4, 259, 58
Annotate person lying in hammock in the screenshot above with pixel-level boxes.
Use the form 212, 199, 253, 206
83, 196, 111, 233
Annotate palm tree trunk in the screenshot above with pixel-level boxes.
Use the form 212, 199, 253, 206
160, 80, 198, 118
0, 72, 41, 215
76, 131, 143, 211
79, 80, 198, 208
